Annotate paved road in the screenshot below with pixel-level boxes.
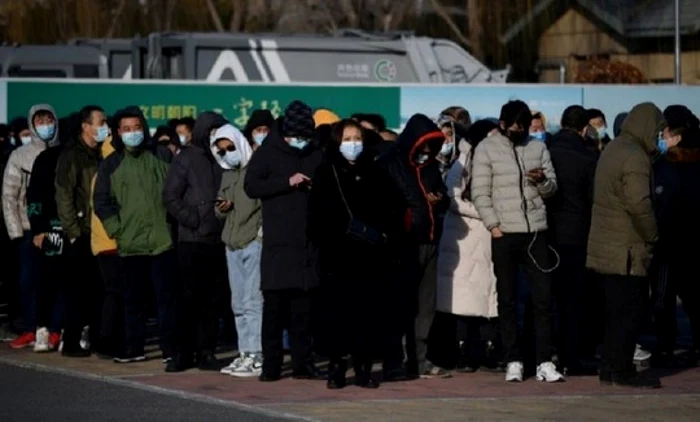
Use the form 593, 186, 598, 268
0, 363, 296, 422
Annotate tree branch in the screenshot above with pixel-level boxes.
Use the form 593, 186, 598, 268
105, 0, 127, 38
205, 0, 225, 32
427, 0, 471, 47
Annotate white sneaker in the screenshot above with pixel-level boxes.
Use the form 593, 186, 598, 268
231, 354, 263, 378
34, 327, 50, 353
634, 344, 652, 362
220, 353, 246, 375
536, 361, 565, 383
505, 361, 524, 382
80, 326, 90, 350
58, 329, 64, 352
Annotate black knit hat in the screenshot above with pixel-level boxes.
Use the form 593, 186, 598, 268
282, 100, 315, 139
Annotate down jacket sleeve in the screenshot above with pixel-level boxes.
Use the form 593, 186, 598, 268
94, 154, 122, 239
621, 155, 658, 244
2, 151, 25, 239
536, 146, 557, 199
244, 149, 292, 200
54, 150, 81, 240
445, 152, 480, 219
471, 143, 500, 230
163, 156, 199, 230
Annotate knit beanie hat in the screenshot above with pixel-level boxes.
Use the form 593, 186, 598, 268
282, 100, 315, 140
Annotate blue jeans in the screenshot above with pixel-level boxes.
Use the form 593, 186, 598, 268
226, 241, 263, 355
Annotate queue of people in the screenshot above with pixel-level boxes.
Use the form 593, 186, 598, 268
0, 98, 698, 391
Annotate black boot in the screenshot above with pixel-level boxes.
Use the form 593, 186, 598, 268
292, 363, 325, 380
481, 340, 505, 373
327, 359, 348, 389
165, 353, 195, 373
354, 362, 380, 389
456, 341, 478, 373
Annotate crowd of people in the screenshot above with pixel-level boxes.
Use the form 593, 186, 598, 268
0, 97, 698, 390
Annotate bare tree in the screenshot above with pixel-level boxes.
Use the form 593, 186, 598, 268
428, 0, 471, 47
205, 0, 225, 32
229, 0, 246, 31
105, 0, 127, 37
466, 0, 484, 60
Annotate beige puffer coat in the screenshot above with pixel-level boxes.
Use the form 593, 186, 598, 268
471, 132, 557, 233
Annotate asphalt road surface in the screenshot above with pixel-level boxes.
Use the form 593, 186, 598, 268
0, 363, 295, 422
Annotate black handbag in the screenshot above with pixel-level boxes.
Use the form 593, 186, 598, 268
332, 166, 387, 245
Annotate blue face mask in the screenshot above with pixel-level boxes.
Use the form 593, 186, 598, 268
596, 126, 607, 140
340, 141, 363, 161
179, 134, 188, 146
530, 131, 546, 142
36, 124, 55, 141
95, 125, 109, 143
416, 154, 429, 165
657, 137, 669, 155
253, 133, 267, 146
20, 136, 32, 146
289, 138, 308, 150
122, 131, 144, 148
440, 142, 454, 156
221, 150, 242, 168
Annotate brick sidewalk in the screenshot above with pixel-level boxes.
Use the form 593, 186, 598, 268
2, 346, 699, 421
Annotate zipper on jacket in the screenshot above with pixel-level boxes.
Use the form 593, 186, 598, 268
512, 144, 531, 233
415, 166, 435, 242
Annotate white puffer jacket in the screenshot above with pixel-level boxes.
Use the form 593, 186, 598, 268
2, 104, 59, 239
470, 133, 557, 233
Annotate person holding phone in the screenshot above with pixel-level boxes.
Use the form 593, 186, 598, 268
471, 100, 562, 384
244, 100, 323, 382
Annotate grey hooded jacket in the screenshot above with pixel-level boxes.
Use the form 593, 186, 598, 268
2, 104, 59, 239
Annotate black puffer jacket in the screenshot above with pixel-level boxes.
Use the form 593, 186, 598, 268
244, 130, 323, 291
377, 114, 445, 244
546, 128, 599, 247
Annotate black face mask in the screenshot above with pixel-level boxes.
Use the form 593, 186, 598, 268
506, 129, 528, 144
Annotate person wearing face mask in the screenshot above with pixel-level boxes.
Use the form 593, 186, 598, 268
3, 104, 60, 350
174, 117, 195, 147
529, 111, 551, 144
162, 113, 228, 373
588, 109, 612, 149
586, 102, 666, 389
376, 113, 451, 380
244, 109, 275, 150
471, 100, 563, 384
309, 119, 400, 389
650, 105, 700, 368
244, 100, 323, 382
545, 106, 600, 376
94, 106, 176, 364
50, 105, 109, 355
211, 124, 264, 378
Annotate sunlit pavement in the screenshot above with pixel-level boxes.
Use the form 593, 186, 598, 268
1, 346, 699, 421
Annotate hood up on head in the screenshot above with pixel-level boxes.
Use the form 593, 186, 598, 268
466, 119, 499, 148
109, 105, 152, 154
192, 111, 229, 150
211, 124, 253, 170
613, 112, 629, 138
396, 113, 445, 166
620, 102, 666, 155
27, 103, 59, 147
243, 109, 275, 141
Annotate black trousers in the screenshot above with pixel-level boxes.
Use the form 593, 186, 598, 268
262, 288, 313, 373
36, 238, 99, 350
602, 274, 647, 375
122, 250, 176, 357
98, 253, 124, 354
653, 260, 700, 352
404, 244, 439, 370
492, 232, 553, 365
175, 242, 223, 356
0, 227, 19, 326
553, 244, 589, 369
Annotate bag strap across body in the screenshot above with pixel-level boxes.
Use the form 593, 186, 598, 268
332, 165, 354, 220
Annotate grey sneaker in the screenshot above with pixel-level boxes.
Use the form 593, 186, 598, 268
419, 362, 452, 379
220, 353, 246, 375
231, 354, 263, 378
